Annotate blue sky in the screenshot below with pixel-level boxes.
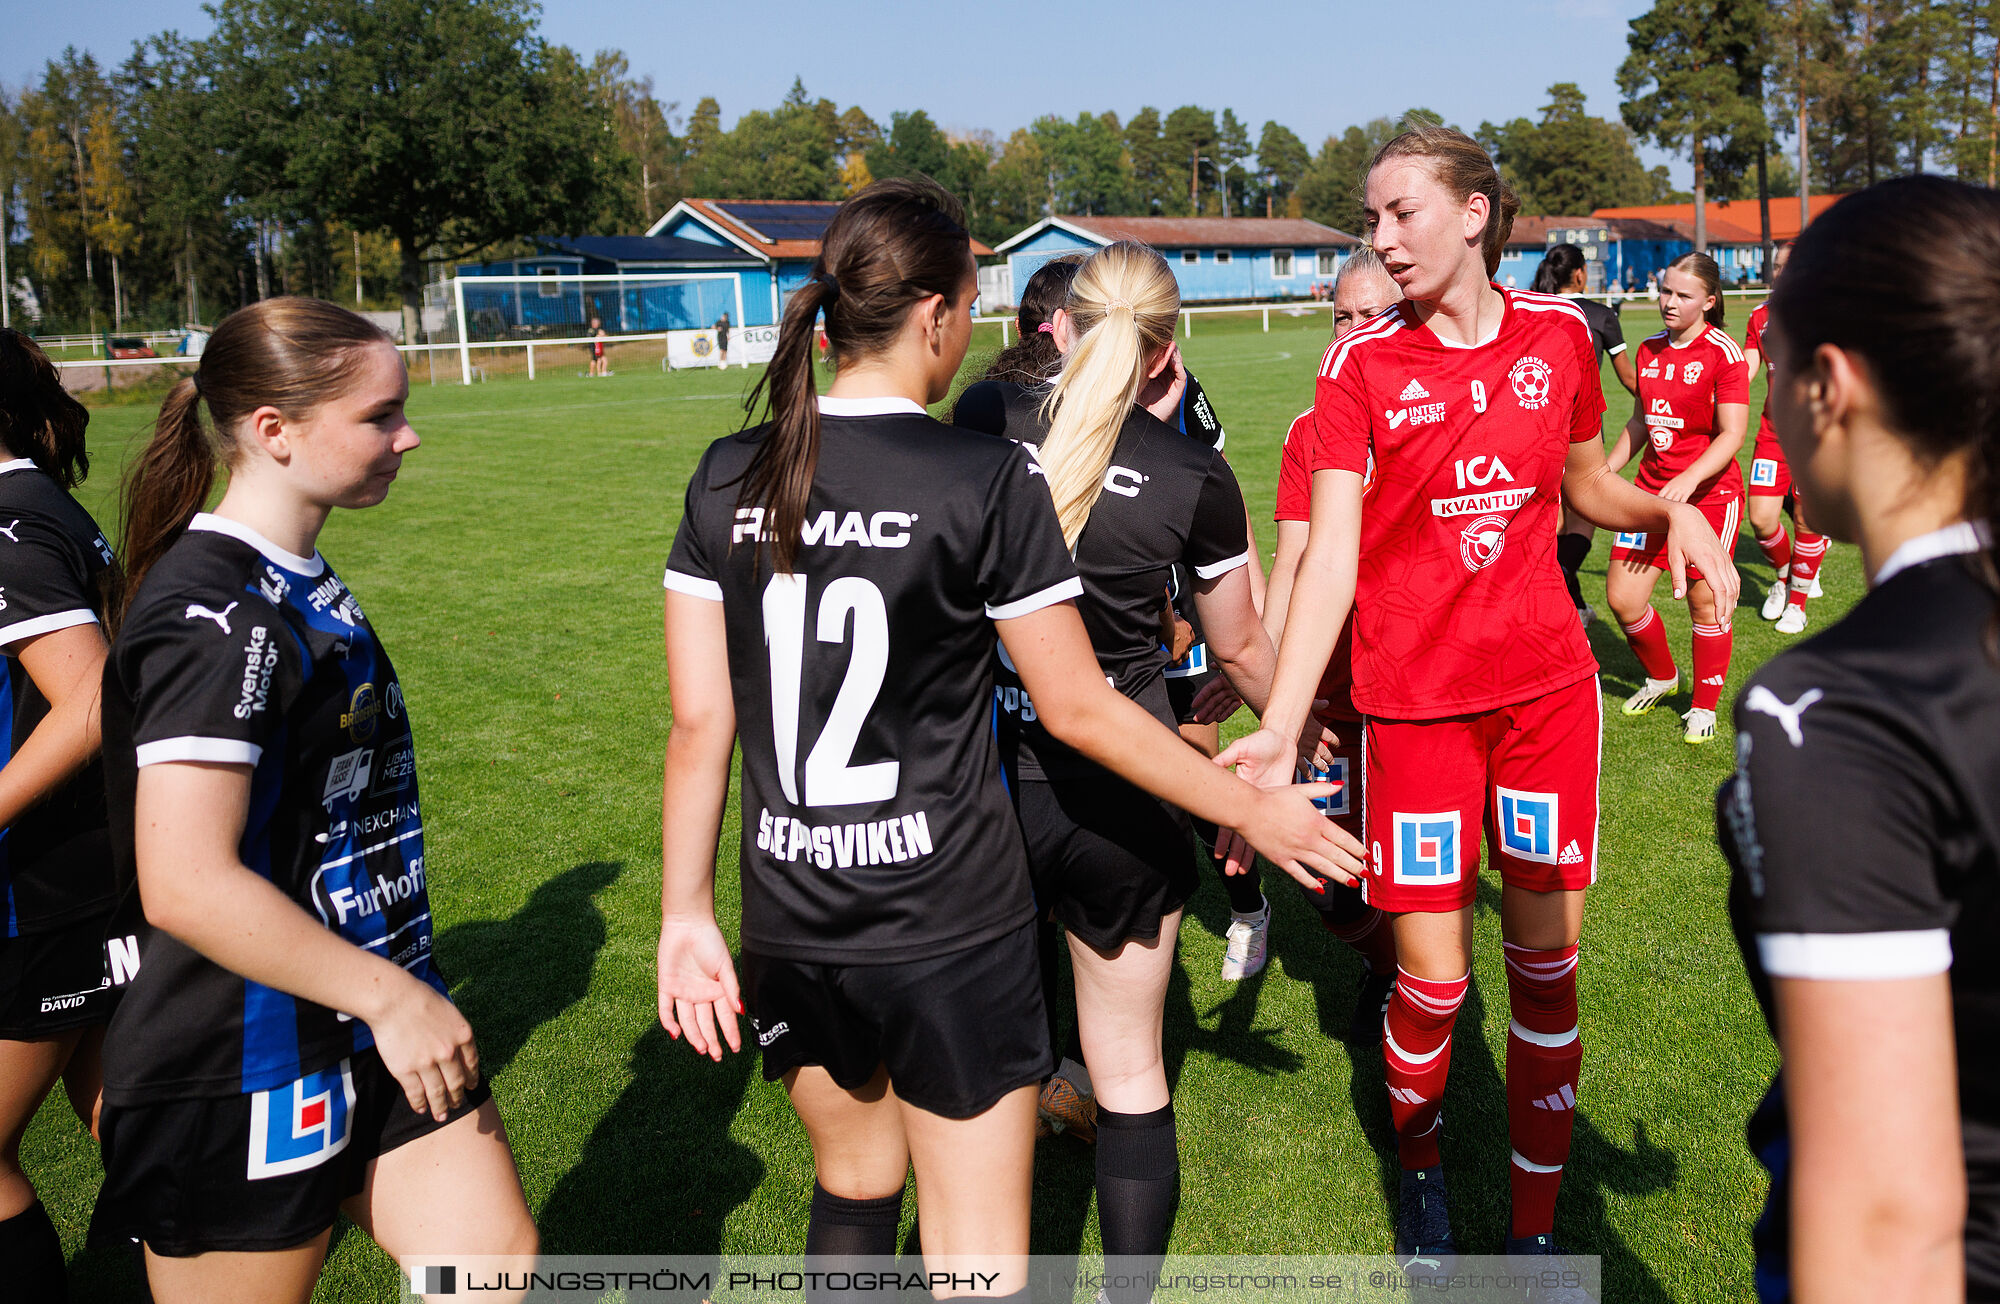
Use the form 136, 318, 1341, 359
12, 0, 1688, 182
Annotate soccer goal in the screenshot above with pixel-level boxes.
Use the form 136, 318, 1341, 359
434, 270, 754, 383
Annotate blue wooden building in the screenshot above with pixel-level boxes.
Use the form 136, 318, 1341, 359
991, 216, 1360, 307
459, 199, 995, 336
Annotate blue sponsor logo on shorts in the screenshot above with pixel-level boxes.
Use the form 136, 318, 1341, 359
246, 1059, 356, 1180
1308, 756, 1351, 818
1614, 531, 1647, 549
1393, 813, 1460, 884
1164, 641, 1207, 679
1497, 787, 1559, 865
1750, 459, 1779, 488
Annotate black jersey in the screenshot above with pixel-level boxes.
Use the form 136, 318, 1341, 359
952, 380, 1251, 780
0, 458, 117, 936
1569, 296, 1626, 364
1717, 522, 2000, 1300
100, 514, 443, 1103
664, 396, 1082, 965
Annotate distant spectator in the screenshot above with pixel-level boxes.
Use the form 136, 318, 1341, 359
714, 312, 731, 370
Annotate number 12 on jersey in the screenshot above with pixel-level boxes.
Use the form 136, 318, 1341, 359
763, 573, 899, 808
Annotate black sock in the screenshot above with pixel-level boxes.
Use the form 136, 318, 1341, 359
1095, 1104, 1179, 1303
1556, 533, 1592, 610
805, 1183, 902, 1304
0, 1199, 66, 1303
1220, 859, 1265, 915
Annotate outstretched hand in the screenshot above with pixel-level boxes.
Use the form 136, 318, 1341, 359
658, 916, 743, 1061
1209, 730, 1367, 891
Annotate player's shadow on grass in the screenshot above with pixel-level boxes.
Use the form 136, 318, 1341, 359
434, 859, 621, 1078
1328, 878, 1678, 1300
318, 861, 625, 1274
537, 1022, 764, 1256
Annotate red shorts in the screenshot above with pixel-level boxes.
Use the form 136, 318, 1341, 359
1608, 492, 1740, 582
1747, 422, 1790, 498
1360, 675, 1601, 913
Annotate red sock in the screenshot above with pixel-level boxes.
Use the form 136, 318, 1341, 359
1788, 533, 1828, 610
1755, 526, 1791, 575
1326, 906, 1398, 974
1690, 620, 1732, 711
1505, 942, 1582, 1239
1383, 969, 1468, 1170
1618, 606, 1678, 683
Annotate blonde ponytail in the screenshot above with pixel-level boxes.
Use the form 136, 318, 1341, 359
1037, 242, 1180, 548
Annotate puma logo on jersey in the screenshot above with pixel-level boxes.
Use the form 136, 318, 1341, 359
1745, 685, 1823, 747
1558, 839, 1585, 865
1398, 379, 1430, 401
0, 520, 19, 543
185, 601, 239, 634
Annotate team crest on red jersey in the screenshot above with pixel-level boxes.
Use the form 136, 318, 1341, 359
1682, 360, 1704, 386
1458, 514, 1509, 571
1508, 356, 1553, 409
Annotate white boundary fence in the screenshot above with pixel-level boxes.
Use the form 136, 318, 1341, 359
44, 288, 1777, 388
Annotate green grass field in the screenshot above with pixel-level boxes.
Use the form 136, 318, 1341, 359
25, 303, 1832, 1301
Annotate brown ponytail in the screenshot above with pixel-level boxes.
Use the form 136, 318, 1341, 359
736, 175, 976, 573
1370, 121, 1520, 279
1666, 251, 1727, 328
0, 329, 92, 489
983, 255, 1084, 385
118, 298, 393, 623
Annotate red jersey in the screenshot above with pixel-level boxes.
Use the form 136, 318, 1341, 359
1632, 326, 1749, 501
1744, 302, 1775, 441
1276, 408, 1359, 723
1311, 288, 1603, 719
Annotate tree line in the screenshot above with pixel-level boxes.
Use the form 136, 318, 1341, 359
2, 0, 1994, 337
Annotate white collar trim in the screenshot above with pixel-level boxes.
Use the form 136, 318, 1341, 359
0, 459, 38, 475
188, 512, 326, 576
1873, 520, 1991, 587
817, 395, 927, 417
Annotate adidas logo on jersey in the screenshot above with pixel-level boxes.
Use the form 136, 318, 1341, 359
1700, 674, 1727, 686
1399, 379, 1430, 401
1558, 840, 1585, 866
1387, 1086, 1427, 1106
1529, 1084, 1578, 1112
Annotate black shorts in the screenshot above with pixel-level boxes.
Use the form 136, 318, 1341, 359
0, 914, 118, 1038
91, 1044, 490, 1256
742, 920, 1051, 1120
1018, 776, 1198, 953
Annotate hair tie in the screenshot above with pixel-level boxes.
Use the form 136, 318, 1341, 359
817, 273, 841, 303
1104, 297, 1134, 313
1036, 322, 1056, 335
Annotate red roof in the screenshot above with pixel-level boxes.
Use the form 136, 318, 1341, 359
1059, 215, 1359, 248
678, 198, 995, 259
1503, 215, 1599, 248
1590, 194, 1847, 244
